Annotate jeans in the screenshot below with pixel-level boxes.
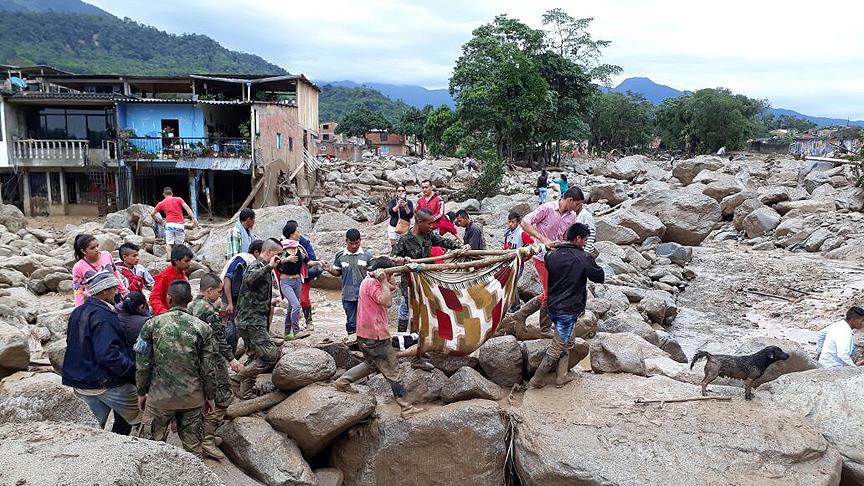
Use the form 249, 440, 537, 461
280, 277, 303, 334
398, 293, 409, 322
538, 188, 548, 204
547, 310, 579, 359
343, 299, 358, 334
74, 383, 140, 431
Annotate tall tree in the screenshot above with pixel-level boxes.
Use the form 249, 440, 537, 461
541, 9, 622, 86
335, 107, 392, 138
588, 91, 655, 152
398, 105, 432, 157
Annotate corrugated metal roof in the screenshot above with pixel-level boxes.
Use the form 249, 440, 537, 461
123, 98, 252, 105
8, 91, 133, 101
174, 157, 252, 171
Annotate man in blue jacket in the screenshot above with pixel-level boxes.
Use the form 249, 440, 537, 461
63, 271, 140, 434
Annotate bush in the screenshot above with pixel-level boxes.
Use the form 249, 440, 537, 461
457, 152, 505, 200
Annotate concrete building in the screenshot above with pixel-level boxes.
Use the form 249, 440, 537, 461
365, 130, 411, 156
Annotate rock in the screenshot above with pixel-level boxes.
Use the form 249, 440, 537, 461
477, 335, 524, 387
732, 198, 764, 230
266, 383, 376, 457
774, 199, 835, 216
46, 340, 66, 373
219, 416, 316, 486
103, 211, 129, 229
638, 296, 670, 325
37, 307, 73, 338
365, 361, 448, 404
775, 218, 805, 238
0, 373, 97, 426
758, 187, 790, 206
271, 348, 336, 391
590, 332, 668, 376
734, 337, 817, 386
803, 170, 831, 194
741, 206, 782, 238
313, 212, 361, 233
589, 182, 629, 205
595, 219, 640, 245
314, 342, 363, 371
655, 330, 688, 363
0, 204, 25, 233
2, 255, 38, 276
94, 233, 119, 253
441, 366, 503, 403
0, 268, 26, 288
703, 178, 744, 202
315, 468, 344, 486
672, 155, 724, 185
0, 421, 224, 485
654, 242, 692, 266
718, 191, 751, 219
357, 170, 379, 185
608, 208, 666, 242
0, 321, 29, 378
332, 399, 507, 486
657, 192, 721, 245
834, 187, 864, 212
514, 373, 842, 486
607, 155, 649, 181
459, 198, 482, 212
521, 338, 590, 376
803, 228, 832, 252
598, 312, 658, 345
426, 353, 480, 376
765, 368, 864, 483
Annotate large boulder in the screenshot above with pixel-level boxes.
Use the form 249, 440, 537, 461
0, 321, 29, 378
734, 337, 817, 387
654, 242, 692, 266
589, 182, 630, 205
590, 332, 669, 376
313, 212, 361, 234
266, 383, 376, 457
672, 155, 725, 185
521, 338, 590, 377
595, 219, 640, 245
764, 368, 864, 483
0, 421, 223, 485
441, 366, 503, 403
219, 416, 316, 486
0, 204, 26, 233
741, 206, 782, 238
365, 361, 449, 405
199, 204, 313, 270
0, 373, 97, 426
605, 208, 666, 242
514, 373, 842, 485
607, 155, 649, 181
477, 335, 524, 387
332, 399, 507, 486
597, 311, 658, 345
271, 347, 336, 392
774, 199, 835, 216
656, 192, 721, 245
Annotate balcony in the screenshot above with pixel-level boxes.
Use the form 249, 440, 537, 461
10, 139, 117, 167
122, 137, 252, 161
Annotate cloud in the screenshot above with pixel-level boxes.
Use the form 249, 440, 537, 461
87, 0, 864, 118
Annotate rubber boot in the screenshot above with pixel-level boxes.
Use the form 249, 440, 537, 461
397, 319, 409, 333
239, 378, 255, 400
555, 356, 574, 388
334, 363, 372, 393
528, 354, 555, 389
396, 397, 424, 418
202, 439, 225, 460
501, 296, 542, 336
539, 306, 553, 335
302, 307, 314, 332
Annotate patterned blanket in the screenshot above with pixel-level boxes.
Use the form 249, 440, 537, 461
406, 253, 525, 355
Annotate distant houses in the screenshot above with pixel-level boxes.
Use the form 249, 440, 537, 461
750, 126, 862, 156
0, 65, 320, 217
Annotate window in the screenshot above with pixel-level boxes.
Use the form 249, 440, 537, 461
276, 133, 283, 150
322, 124, 329, 130
322, 134, 330, 141
379, 132, 388, 142
288, 137, 293, 151
31, 107, 116, 146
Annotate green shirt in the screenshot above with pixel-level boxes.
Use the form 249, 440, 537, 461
391, 231, 462, 260
235, 258, 274, 330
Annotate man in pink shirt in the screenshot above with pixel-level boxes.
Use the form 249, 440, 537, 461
507, 187, 590, 335
415, 180, 444, 233
333, 257, 423, 418
149, 187, 199, 259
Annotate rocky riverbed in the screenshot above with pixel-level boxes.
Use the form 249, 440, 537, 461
1, 152, 863, 485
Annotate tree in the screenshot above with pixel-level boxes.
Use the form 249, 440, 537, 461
588, 91, 655, 152
771, 115, 817, 133
541, 8, 622, 86
398, 105, 431, 157
335, 107, 392, 138
423, 105, 458, 157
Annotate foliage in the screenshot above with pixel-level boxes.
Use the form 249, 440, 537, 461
655, 88, 769, 153
541, 8, 622, 86
335, 107, 392, 138
771, 114, 817, 133
398, 105, 432, 154
588, 91, 655, 151
423, 105, 459, 156
457, 153, 506, 200
0, 12, 284, 75
319, 85, 411, 127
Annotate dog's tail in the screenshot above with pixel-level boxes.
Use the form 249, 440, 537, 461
690, 351, 712, 369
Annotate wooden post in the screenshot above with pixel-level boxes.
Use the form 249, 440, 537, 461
45, 172, 52, 205
21, 169, 31, 217
59, 169, 68, 214
188, 170, 199, 218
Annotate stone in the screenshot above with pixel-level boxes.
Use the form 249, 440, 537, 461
589, 182, 630, 205
315, 468, 344, 486
357, 170, 379, 185
734, 337, 817, 387
590, 332, 669, 376
758, 187, 790, 206
654, 242, 692, 266
0, 204, 25, 233
775, 218, 806, 238
598, 311, 658, 345
271, 348, 337, 391
365, 361, 449, 405
219, 416, 316, 486
332, 399, 507, 486
441, 366, 503, 403
477, 335, 524, 387
765, 368, 864, 483
103, 211, 129, 229
595, 219, 640, 245
672, 155, 724, 185
803, 170, 831, 194
609, 208, 666, 242
0, 421, 224, 485
514, 373, 842, 486
46, 340, 66, 373
0, 268, 26, 288
741, 206, 781, 238
638, 295, 670, 325
803, 228, 832, 252
426, 353, 480, 376
774, 199, 835, 216
0, 321, 29, 378
834, 187, 864, 212
266, 383, 376, 457
521, 338, 590, 377
702, 178, 744, 201
95, 233, 119, 253
313, 212, 361, 233
314, 342, 363, 371
655, 330, 688, 363
459, 198, 482, 212
732, 198, 764, 231
656, 192, 721, 246
0, 373, 97, 426
2, 255, 38, 276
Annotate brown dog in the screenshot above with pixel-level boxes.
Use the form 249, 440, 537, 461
690, 346, 790, 399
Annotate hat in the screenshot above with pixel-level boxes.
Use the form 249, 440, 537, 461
86, 270, 120, 295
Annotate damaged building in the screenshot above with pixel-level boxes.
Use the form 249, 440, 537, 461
0, 66, 320, 217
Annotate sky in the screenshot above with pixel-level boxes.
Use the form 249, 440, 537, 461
86, 0, 864, 119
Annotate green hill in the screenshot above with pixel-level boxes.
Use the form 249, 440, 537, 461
0, 10, 285, 75
319, 85, 412, 125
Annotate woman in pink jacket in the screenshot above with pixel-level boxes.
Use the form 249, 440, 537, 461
72, 234, 129, 306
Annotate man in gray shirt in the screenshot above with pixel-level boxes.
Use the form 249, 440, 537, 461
454, 209, 485, 250
325, 229, 373, 334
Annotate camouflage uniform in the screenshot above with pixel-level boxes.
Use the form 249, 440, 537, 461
234, 258, 281, 398
135, 306, 218, 456
188, 295, 234, 451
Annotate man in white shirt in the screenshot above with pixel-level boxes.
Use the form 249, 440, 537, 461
815, 307, 864, 368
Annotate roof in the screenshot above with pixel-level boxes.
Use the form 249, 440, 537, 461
123, 98, 253, 105
5, 91, 132, 105
174, 157, 252, 171
0, 65, 74, 77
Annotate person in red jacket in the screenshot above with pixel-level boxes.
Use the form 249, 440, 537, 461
149, 245, 193, 315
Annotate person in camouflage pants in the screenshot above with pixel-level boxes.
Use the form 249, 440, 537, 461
234, 238, 283, 399
188, 273, 241, 460
135, 280, 218, 457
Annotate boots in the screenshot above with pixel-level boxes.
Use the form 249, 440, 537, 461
396, 397, 424, 418
397, 319, 408, 333
501, 296, 542, 336
528, 353, 556, 389
201, 439, 225, 460
302, 307, 314, 332
539, 306, 553, 335
239, 378, 255, 400
334, 363, 372, 393
555, 355, 574, 388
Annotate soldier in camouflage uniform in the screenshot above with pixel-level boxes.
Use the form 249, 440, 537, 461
135, 280, 218, 457
234, 238, 283, 399
188, 273, 241, 460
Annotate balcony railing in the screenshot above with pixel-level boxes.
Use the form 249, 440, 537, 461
122, 137, 251, 160
13, 139, 89, 161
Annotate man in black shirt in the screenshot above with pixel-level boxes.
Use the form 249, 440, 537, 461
529, 222, 605, 388
454, 209, 485, 250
